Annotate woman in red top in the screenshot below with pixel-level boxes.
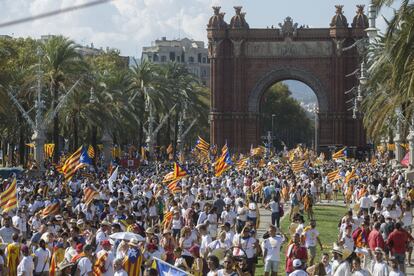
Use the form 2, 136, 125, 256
286, 233, 308, 274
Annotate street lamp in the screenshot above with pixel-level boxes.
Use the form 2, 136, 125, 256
271, 114, 276, 149
365, 4, 379, 42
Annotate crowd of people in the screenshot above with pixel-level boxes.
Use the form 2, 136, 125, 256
0, 146, 412, 276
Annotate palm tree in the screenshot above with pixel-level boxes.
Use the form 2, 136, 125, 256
362, 1, 414, 141
41, 36, 84, 162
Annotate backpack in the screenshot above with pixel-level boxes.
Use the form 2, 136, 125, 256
279, 203, 284, 217
71, 256, 86, 276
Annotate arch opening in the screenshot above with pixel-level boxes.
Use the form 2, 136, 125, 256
248, 67, 327, 150
260, 80, 319, 150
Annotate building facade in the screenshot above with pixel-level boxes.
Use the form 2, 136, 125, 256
141, 37, 210, 86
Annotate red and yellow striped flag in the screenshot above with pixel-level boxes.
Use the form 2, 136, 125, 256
62, 146, 83, 182
0, 178, 17, 213
345, 169, 357, 184
84, 187, 99, 205
87, 145, 95, 159
291, 160, 305, 173
162, 211, 173, 228
93, 252, 108, 276
41, 202, 60, 218
327, 169, 340, 183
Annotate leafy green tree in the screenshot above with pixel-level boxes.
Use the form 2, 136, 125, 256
261, 82, 314, 149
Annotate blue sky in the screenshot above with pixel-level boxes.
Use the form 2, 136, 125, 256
0, 0, 400, 57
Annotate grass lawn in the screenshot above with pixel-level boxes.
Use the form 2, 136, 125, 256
255, 205, 347, 275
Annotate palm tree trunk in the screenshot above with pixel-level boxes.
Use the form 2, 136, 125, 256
166, 116, 171, 146
173, 112, 179, 152
19, 124, 25, 166
73, 113, 78, 150
52, 83, 60, 162
91, 125, 97, 165
1, 140, 6, 167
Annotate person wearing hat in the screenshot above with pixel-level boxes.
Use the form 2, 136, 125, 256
289, 259, 308, 276
17, 245, 34, 276
56, 260, 74, 276
332, 245, 352, 276
123, 238, 143, 276
95, 221, 111, 253
94, 240, 114, 276
370, 247, 389, 276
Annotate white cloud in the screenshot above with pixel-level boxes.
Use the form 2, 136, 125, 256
0, 0, 397, 57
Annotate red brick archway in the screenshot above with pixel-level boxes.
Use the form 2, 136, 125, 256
207, 6, 367, 152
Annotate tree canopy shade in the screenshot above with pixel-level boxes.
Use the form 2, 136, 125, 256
0, 35, 209, 167
261, 82, 314, 149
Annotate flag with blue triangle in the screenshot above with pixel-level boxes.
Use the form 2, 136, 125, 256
155, 257, 188, 276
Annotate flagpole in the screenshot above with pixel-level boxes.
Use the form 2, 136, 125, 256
153, 257, 192, 275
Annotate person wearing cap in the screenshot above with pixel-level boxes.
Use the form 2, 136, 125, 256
94, 240, 114, 276
95, 221, 111, 253
370, 247, 389, 276
289, 259, 308, 276
76, 244, 94, 276
17, 245, 34, 276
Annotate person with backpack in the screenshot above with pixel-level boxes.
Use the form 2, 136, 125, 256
34, 239, 50, 276
71, 244, 94, 276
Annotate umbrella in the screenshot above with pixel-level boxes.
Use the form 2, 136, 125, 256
109, 232, 145, 242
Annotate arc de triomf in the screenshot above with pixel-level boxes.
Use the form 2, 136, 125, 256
207, 5, 368, 153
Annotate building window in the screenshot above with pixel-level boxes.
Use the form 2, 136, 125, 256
198, 53, 202, 63
161, 56, 167, 62
148, 55, 152, 62
202, 57, 207, 63
153, 54, 159, 62
189, 56, 194, 63
207, 58, 210, 64
169, 52, 175, 61
201, 68, 207, 77
176, 56, 180, 62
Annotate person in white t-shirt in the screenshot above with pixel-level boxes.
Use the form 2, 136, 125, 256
77, 245, 94, 276
303, 220, 323, 266
17, 245, 34, 276
290, 259, 308, 276
34, 240, 50, 275
262, 225, 286, 276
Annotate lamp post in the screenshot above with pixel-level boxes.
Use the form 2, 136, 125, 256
32, 46, 46, 170
314, 106, 319, 152
407, 116, 414, 173
271, 114, 276, 150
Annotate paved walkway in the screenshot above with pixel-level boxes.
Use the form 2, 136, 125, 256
256, 201, 414, 275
